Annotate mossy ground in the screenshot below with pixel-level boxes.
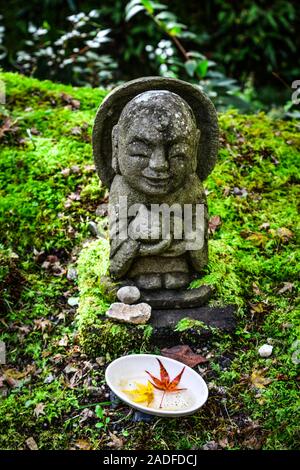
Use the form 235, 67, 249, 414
0, 71, 299, 450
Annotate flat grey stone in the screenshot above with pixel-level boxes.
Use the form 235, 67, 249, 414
67, 296, 79, 307
150, 305, 236, 347
117, 285, 140, 304
87, 221, 99, 237
67, 266, 77, 281
95, 203, 108, 217
106, 302, 151, 324
110, 390, 121, 409
132, 411, 154, 422
151, 305, 235, 329
139, 285, 213, 309
43, 374, 55, 384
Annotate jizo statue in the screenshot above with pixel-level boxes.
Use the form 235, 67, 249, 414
93, 77, 218, 295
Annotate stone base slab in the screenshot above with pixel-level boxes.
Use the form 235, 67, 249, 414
150, 305, 236, 347
139, 285, 213, 309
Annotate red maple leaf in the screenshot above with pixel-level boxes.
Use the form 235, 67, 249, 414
145, 358, 186, 408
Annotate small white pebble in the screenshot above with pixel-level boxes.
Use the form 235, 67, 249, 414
117, 286, 140, 304
258, 344, 273, 358
67, 296, 79, 307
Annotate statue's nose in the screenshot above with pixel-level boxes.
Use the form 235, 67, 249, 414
149, 146, 169, 172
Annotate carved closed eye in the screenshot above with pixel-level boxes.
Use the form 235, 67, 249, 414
129, 141, 151, 158
169, 152, 186, 159
168, 144, 189, 160
130, 153, 151, 158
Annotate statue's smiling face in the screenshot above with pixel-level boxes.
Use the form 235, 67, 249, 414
113, 91, 200, 197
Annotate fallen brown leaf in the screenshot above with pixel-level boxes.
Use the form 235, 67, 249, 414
58, 335, 69, 347
107, 432, 124, 449
26, 437, 38, 450
4, 364, 35, 381
41, 255, 65, 276
3, 368, 26, 381
208, 215, 222, 235
84, 164, 95, 173
34, 318, 52, 333
218, 437, 229, 449
250, 301, 271, 317
70, 126, 82, 136
246, 232, 268, 247
278, 282, 294, 294
34, 402, 46, 418
30, 127, 40, 135
161, 345, 208, 368
242, 435, 264, 450
276, 227, 293, 243
75, 439, 91, 450
0, 117, 19, 140
79, 408, 95, 425
61, 168, 71, 177
16, 325, 31, 335
250, 369, 272, 389
259, 222, 270, 230
252, 283, 263, 295
57, 312, 66, 322
60, 92, 80, 110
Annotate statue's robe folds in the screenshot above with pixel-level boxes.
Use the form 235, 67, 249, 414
108, 175, 208, 286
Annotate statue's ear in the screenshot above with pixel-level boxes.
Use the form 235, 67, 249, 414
192, 128, 201, 172
112, 125, 120, 174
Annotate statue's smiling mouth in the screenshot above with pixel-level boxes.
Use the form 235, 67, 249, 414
143, 174, 170, 183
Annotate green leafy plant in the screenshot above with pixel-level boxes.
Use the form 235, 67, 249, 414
125, 0, 250, 111
175, 318, 207, 332
14, 10, 117, 87
95, 404, 110, 431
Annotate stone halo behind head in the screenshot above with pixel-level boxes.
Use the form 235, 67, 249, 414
92, 76, 219, 188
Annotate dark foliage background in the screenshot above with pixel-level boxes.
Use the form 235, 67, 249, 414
0, 0, 299, 112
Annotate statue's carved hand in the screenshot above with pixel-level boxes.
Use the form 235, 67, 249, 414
128, 210, 161, 242
139, 237, 172, 256
161, 239, 187, 256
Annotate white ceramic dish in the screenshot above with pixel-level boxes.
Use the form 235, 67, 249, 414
105, 353, 208, 417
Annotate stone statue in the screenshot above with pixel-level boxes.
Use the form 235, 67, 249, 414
93, 77, 218, 302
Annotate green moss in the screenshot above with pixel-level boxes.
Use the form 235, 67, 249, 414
174, 318, 221, 345
175, 318, 208, 332
0, 72, 299, 449
76, 238, 152, 357
0, 244, 24, 314
80, 175, 107, 202
1, 71, 107, 111
79, 320, 153, 359
77, 239, 111, 300
0, 71, 107, 257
